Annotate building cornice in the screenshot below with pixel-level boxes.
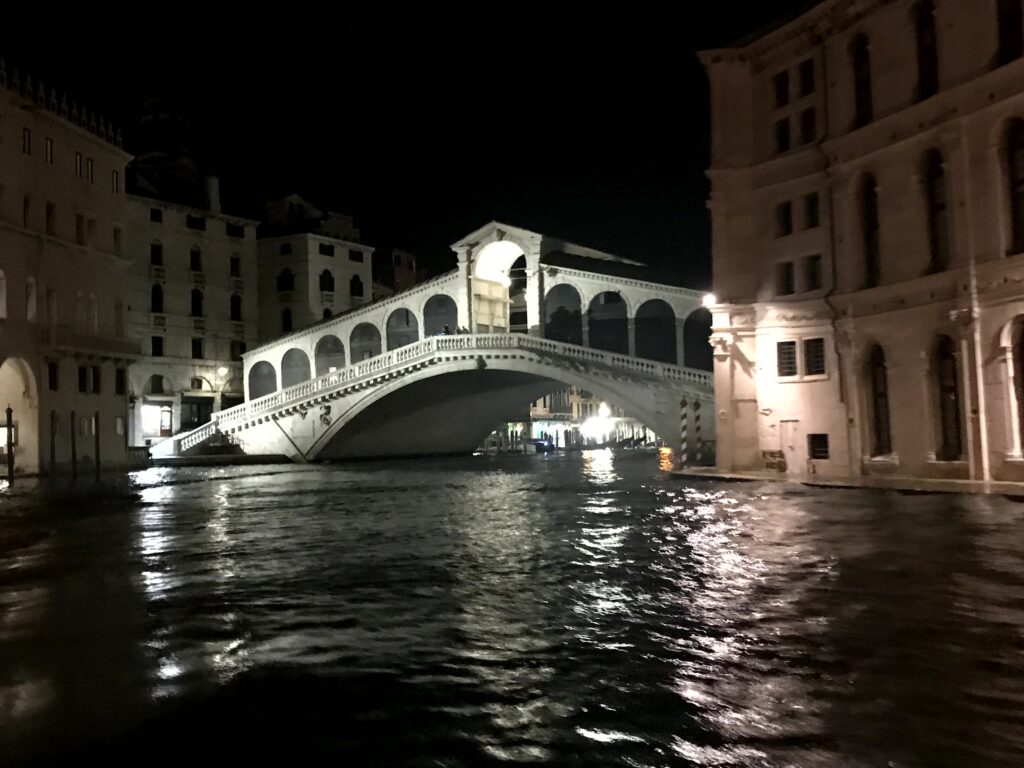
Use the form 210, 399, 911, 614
127, 194, 259, 227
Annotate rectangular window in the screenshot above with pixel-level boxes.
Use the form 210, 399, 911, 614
804, 337, 826, 375
115, 416, 125, 436
190, 249, 202, 272
800, 108, 816, 144
78, 365, 88, 393
150, 242, 163, 265
91, 365, 101, 394
45, 137, 53, 164
75, 151, 83, 177
804, 254, 823, 291
112, 169, 120, 193
190, 377, 204, 390
777, 341, 798, 377
150, 207, 163, 223
86, 157, 94, 183
803, 193, 820, 229
773, 71, 789, 108
230, 256, 241, 277
86, 218, 96, 247
318, 242, 335, 256
226, 223, 245, 238
151, 336, 164, 357
230, 340, 247, 361
775, 262, 795, 296
775, 118, 791, 154
48, 362, 59, 391
192, 338, 204, 360
113, 227, 122, 255
799, 59, 815, 96
349, 249, 364, 262
75, 213, 85, 245
280, 242, 292, 255
23, 196, 31, 229
115, 368, 126, 396
807, 433, 830, 459
775, 201, 793, 238
185, 214, 206, 231
45, 201, 56, 236
22, 127, 31, 155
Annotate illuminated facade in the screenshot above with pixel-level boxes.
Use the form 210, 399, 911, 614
0, 64, 138, 474
701, 0, 1024, 483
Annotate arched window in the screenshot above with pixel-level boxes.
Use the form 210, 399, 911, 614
851, 34, 873, 127
350, 274, 364, 298
247, 361, 277, 399
88, 293, 98, 333
861, 175, 881, 287
934, 335, 962, 461
281, 348, 312, 388
281, 307, 293, 333
230, 293, 242, 321
148, 373, 166, 395
998, 0, 1024, 66
319, 269, 335, 292
190, 288, 203, 318
866, 345, 892, 456
1007, 119, 1024, 255
0, 269, 6, 319
151, 283, 164, 313
25, 277, 36, 322
1013, 319, 1024, 451
923, 149, 950, 272
276, 268, 295, 293
544, 285, 583, 345
189, 246, 202, 272
914, 1, 939, 100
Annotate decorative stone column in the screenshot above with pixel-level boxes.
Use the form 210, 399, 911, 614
627, 317, 636, 357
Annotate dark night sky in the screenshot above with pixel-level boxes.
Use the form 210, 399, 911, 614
1, 1, 812, 284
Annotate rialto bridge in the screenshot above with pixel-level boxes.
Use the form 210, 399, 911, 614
155, 222, 715, 462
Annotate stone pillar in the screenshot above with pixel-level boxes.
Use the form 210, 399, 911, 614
676, 315, 687, 367
524, 249, 544, 337
627, 317, 636, 357
1001, 345, 1022, 458
581, 308, 591, 348
454, 245, 474, 332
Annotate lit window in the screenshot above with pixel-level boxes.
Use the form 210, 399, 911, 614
804, 338, 826, 375
777, 341, 798, 377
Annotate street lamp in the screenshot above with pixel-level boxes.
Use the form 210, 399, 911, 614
702, 293, 717, 309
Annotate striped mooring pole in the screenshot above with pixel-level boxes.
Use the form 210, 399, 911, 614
693, 400, 702, 463
678, 398, 688, 466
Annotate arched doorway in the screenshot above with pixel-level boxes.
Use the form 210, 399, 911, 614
865, 344, 892, 456
0, 357, 39, 475
350, 323, 382, 362
221, 378, 244, 410
683, 308, 713, 370
473, 240, 525, 333
587, 292, 628, 354
248, 361, 277, 400
315, 335, 346, 376
386, 308, 419, 350
423, 295, 458, 336
281, 349, 312, 388
635, 299, 677, 363
933, 335, 962, 461
544, 284, 583, 345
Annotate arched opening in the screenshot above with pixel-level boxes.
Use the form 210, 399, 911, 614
281, 348, 312, 388
0, 357, 39, 475
1006, 119, 1024, 255
319, 269, 335, 292
146, 374, 171, 395
851, 33, 873, 127
683, 308, 713, 370
423, 294, 458, 336
190, 288, 203, 318
350, 274, 364, 299
315, 335, 346, 376
25, 277, 36, 322
350, 322, 382, 361
544, 284, 583, 345
281, 307, 293, 333
386, 308, 419, 350
248, 361, 277, 400
998, 0, 1024, 66
861, 174, 881, 287
923, 148, 950, 273
865, 344, 892, 457
636, 299, 677, 364
914, 1, 939, 101
277, 269, 295, 293
587, 292, 628, 354
933, 335, 963, 461
230, 293, 242, 321
473, 240, 525, 333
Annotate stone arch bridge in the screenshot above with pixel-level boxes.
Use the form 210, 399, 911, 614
158, 222, 714, 461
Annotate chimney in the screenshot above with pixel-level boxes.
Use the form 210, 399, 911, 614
205, 175, 221, 213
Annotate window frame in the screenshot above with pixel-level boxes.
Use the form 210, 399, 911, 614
776, 335, 829, 382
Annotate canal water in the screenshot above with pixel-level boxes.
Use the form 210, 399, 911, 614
1, 451, 1023, 767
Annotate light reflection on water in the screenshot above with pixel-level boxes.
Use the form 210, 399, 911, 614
0, 454, 1023, 766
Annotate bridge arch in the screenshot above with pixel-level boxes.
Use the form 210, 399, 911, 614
282, 349, 312, 388
315, 335, 346, 376
587, 291, 629, 354
635, 299, 677, 364
387, 308, 419, 350
544, 284, 583, 345
683, 308, 713, 370
350, 322, 382, 362
422, 294, 458, 336
248, 361, 277, 399
473, 239, 528, 283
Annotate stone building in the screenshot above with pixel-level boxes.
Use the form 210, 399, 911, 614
0, 63, 138, 474
257, 194, 374, 341
701, 0, 1024, 482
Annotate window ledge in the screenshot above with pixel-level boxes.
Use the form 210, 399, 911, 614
1002, 454, 1024, 465
865, 454, 900, 467
924, 459, 967, 468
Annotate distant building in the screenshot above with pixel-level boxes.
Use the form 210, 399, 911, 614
372, 246, 420, 300
0, 63, 139, 474
701, 0, 1024, 483
257, 195, 374, 340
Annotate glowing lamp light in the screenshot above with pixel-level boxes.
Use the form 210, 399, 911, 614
581, 402, 614, 442
702, 293, 717, 309
216, 366, 229, 377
